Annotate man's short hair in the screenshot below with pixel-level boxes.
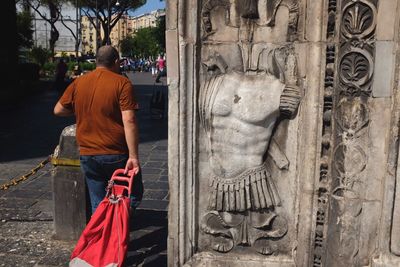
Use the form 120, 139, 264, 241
96, 45, 119, 68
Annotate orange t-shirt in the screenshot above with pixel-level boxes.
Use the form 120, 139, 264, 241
59, 68, 138, 155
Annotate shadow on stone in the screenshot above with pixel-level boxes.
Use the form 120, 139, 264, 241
126, 209, 167, 267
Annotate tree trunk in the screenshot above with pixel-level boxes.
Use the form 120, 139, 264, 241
101, 21, 109, 46
48, 2, 59, 58
50, 24, 59, 58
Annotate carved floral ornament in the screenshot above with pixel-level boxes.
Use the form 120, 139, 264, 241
334, 143, 367, 181
341, 0, 377, 39
333, 97, 369, 187
324, 1, 377, 264
339, 46, 373, 96
335, 97, 369, 136
201, 210, 288, 254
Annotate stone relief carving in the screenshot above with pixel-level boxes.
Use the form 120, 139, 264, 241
324, 0, 377, 265
199, 0, 301, 255
201, 0, 299, 40
341, 0, 377, 40
327, 0, 337, 38
338, 45, 374, 96
313, 43, 336, 267
312, 0, 339, 263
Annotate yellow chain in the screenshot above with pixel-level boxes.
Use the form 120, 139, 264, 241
0, 156, 51, 190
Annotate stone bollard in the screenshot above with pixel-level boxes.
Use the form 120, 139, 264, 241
51, 124, 89, 240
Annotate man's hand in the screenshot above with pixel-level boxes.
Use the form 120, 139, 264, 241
124, 157, 140, 175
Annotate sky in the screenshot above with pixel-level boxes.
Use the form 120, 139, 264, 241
130, 0, 165, 16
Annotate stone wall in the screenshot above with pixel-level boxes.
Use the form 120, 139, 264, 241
166, 0, 400, 266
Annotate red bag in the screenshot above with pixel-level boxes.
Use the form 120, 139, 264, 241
69, 169, 135, 267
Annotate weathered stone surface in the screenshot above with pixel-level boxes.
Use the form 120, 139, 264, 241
373, 41, 395, 98
376, 0, 398, 41
185, 252, 295, 267
167, 0, 400, 266
169, 0, 313, 265
52, 166, 88, 241
165, 30, 179, 83
51, 125, 88, 241
53, 124, 79, 160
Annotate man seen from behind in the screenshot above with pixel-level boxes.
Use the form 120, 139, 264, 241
54, 45, 143, 215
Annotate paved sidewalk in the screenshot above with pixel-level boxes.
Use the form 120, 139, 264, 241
0, 72, 168, 266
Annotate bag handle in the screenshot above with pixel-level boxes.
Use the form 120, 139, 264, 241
110, 169, 135, 196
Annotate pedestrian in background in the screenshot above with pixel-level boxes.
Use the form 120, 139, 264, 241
155, 54, 166, 83
70, 64, 82, 80
151, 60, 157, 77
53, 45, 144, 215
55, 58, 68, 82
54, 58, 68, 91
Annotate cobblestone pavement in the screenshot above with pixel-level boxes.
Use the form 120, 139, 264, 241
0, 72, 168, 266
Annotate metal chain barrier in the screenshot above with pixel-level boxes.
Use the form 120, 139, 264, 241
0, 156, 51, 190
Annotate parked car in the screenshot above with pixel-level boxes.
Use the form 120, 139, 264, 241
78, 55, 96, 64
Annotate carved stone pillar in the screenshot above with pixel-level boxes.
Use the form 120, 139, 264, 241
167, 0, 323, 266
370, 0, 400, 266
325, 0, 378, 266
166, 0, 400, 266
315, 0, 400, 266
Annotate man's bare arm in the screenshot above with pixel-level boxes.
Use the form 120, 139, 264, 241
54, 102, 74, 117
122, 110, 140, 174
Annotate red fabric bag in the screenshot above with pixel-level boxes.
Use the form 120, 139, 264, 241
69, 169, 135, 267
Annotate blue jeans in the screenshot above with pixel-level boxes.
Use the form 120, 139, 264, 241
80, 154, 144, 214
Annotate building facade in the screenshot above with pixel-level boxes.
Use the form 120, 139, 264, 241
81, 14, 130, 55
110, 14, 129, 53
30, 4, 165, 56
81, 9, 165, 55
30, 2, 80, 57
130, 9, 165, 32
80, 15, 98, 55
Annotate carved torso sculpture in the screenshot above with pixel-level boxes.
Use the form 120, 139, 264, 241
199, 54, 301, 254
199, 0, 301, 255
200, 71, 284, 212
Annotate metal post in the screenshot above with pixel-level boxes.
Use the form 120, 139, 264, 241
75, 0, 79, 58
34, 18, 37, 46
96, 0, 99, 51
79, 7, 82, 55
107, 0, 110, 45
45, 22, 48, 49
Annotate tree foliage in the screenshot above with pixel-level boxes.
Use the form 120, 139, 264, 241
153, 15, 165, 52
120, 36, 134, 56
78, 0, 146, 45
120, 27, 161, 58
17, 10, 34, 49
29, 46, 52, 67
120, 15, 166, 58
